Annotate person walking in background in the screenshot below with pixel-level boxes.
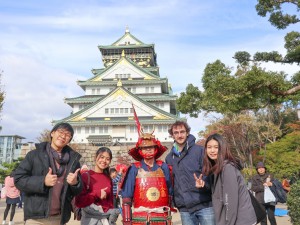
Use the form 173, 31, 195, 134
2, 172, 20, 225
198, 133, 256, 225
165, 121, 215, 225
14, 122, 83, 225
282, 175, 291, 193
75, 147, 120, 225
252, 162, 277, 225
109, 167, 123, 208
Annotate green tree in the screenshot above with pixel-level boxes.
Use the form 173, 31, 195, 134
0, 158, 24, 183
255, 0, 300, 29
287, 180, 300, 225
177, 60, 299, 116
0, 70, 4, 117
263, 129, 300, 178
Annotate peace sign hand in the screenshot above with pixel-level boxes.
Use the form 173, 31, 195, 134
194, 173, 205, 188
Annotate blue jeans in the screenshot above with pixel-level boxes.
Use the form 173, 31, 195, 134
180, 207, 215, 225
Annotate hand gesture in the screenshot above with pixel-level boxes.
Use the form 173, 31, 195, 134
100, 187, 108, 199
67, 168, 80, 186
44, 168, 58, 187
194, 173, 205, 188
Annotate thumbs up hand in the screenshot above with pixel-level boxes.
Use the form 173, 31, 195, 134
44, 168, 58, 187
194, 173, 205, 188
67, 168, 80, 186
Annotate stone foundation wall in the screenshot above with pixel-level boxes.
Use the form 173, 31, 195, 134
21, 142, 174, 170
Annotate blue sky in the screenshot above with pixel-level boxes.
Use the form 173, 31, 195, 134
0, 0, 299, 142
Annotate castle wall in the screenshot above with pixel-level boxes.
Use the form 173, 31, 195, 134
20, 142, 174, 169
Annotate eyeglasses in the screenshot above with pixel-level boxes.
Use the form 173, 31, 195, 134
56, 129, 72, 140
173, 130, 186, 136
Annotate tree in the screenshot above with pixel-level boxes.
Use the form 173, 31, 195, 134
0, 70, 4, 116
37, 129, 51, 142
255, 0, 300, 29
264, 130, 300, 178
234, 31, 300, 65
177, 60, 299, 116
0, 158, 23, 183
199, 112, 282, 168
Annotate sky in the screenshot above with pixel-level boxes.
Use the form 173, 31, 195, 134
0, 0, 299, 142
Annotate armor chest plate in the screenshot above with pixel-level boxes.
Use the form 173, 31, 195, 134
133, 168, 168, 208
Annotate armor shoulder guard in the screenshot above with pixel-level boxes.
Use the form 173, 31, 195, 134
133, 161, 142, 168
156, 160, 164, 167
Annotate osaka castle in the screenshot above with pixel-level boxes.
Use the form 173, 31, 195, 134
55, 28, 180, 145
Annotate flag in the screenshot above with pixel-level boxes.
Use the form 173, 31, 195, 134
132, 103, 141, 137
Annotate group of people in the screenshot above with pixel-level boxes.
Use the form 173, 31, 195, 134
0, 120, 283, 225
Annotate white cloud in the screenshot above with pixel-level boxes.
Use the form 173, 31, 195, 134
0, 54, 85, 141
0, 0, 298, 142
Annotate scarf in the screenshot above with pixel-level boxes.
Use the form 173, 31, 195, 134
172, 143, 181, 157
46, 143, 70, 177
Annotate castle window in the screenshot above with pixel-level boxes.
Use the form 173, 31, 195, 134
105, 108, 109, 114
85, 127, 90, 134
91, 127, 95, 134
77, 127, 81, 134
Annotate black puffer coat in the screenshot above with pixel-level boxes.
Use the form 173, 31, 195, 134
14, 142, 82, 225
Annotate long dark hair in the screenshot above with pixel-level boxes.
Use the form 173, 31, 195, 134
202, 133, 240, 176
95, 147, 112, 176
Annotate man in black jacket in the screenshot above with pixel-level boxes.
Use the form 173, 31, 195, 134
14, 122, 82, 225
165, 121, 215, 225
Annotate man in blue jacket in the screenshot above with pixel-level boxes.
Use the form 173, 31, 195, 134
165, 121, 215, 225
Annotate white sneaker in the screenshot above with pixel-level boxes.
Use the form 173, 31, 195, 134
2, 221, 6, 225
8, 222, 13, 225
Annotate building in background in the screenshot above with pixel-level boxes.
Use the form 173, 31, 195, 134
55, 28, 180, 145
0, 135, 25, 164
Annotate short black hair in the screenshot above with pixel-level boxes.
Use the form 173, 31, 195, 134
50, 122, 74, 141
109, 168, 117, 175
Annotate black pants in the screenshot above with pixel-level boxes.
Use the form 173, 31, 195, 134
113, 195, 120, 208
3, 204, 17, 221
261, 204, 277, 225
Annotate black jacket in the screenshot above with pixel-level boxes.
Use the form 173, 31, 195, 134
165, 134, 212, 213
14, 142, 83, 224
251, 173, 276, 206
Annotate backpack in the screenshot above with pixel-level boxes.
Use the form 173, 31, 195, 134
270, 179, 287, 203
73, 171, 91, 221
248, 190, 266, 224
1, 186, 7, 199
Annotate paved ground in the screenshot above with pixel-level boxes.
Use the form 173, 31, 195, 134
0, 199, 292, 225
